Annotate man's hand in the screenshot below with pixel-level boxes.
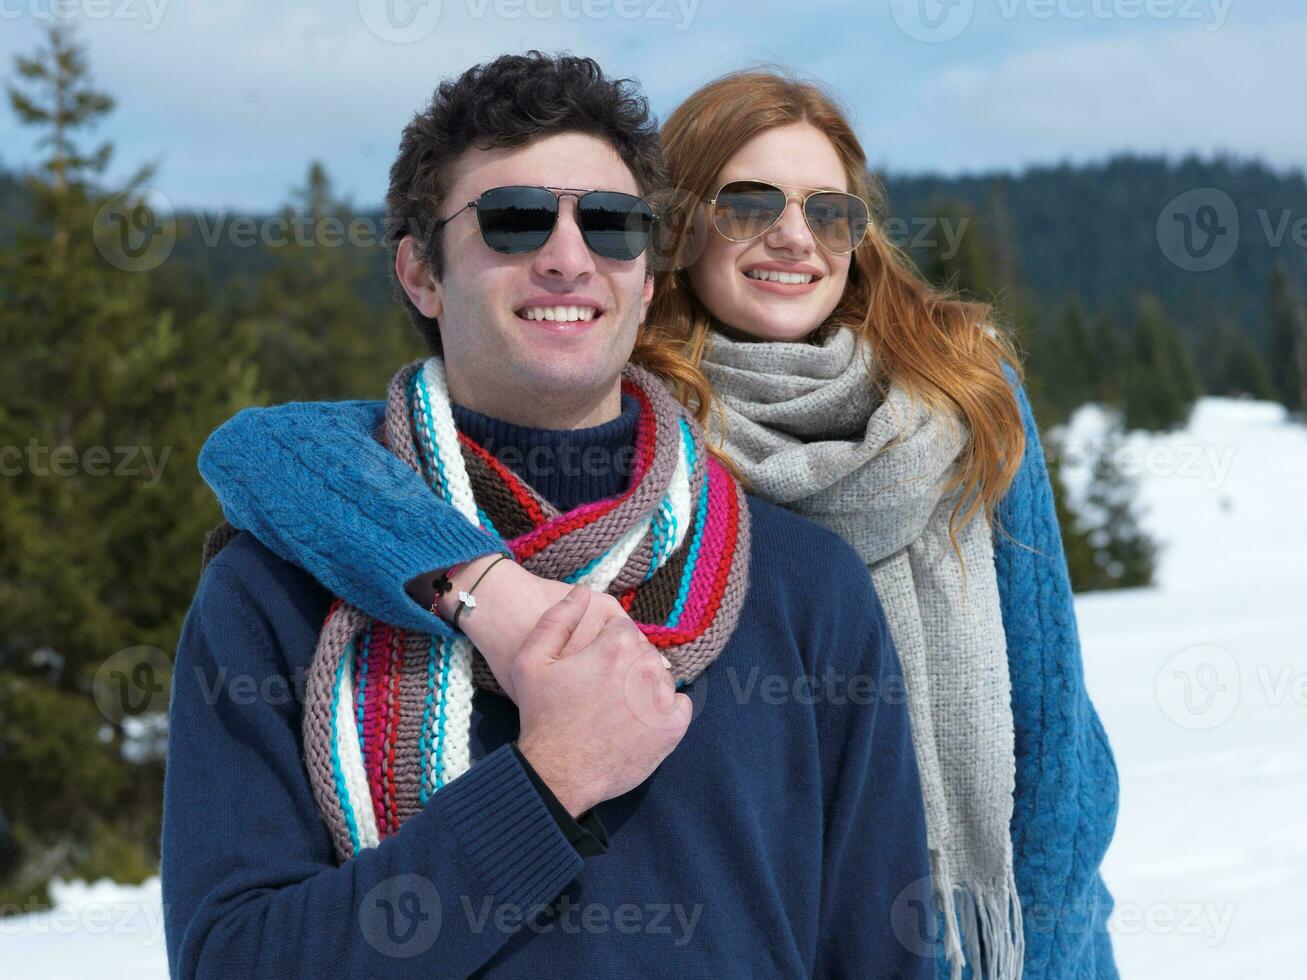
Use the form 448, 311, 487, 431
412, 555, 634, 703
513, 585, 692, 818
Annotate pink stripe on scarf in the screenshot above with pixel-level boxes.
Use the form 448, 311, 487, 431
360, 624, 394, 830
639, 459, 733, 641
677, 462, 733, 629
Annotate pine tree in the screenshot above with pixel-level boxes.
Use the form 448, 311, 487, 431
1207, 321, 1274, 399
1091, 311, 1132, 406
983, 179, 1019, 292
1120, 295, 1199, 431
1159, 301, 1203, 407
1078, 422, 1157, 590
1027, 300, 1101, 425
1297, 298, 1307, 418
0, 24, 258, 904
239, 160, 419, 401
1041, 429, 1100, 591
1050, 419, 1156, 591
1267, 261, 1306, 414
920, 200, 994, 302
6, 23, 113, 267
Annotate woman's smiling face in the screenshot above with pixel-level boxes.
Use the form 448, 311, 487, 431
686, 122, 855, 343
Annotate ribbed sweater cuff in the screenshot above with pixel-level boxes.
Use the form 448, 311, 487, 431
431, 743, 586, 915
377, 527, 511, 638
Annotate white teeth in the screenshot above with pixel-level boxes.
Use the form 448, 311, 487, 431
746, 269, 814, 284
521, 305, 598, 322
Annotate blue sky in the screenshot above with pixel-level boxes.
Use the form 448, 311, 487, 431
0, 0, 1301, 212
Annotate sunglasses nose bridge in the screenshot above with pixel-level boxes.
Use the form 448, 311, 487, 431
765, 194, 815, 250
532, 193, 596, 278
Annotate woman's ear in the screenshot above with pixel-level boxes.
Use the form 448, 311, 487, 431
638, 268, 656, 325
396, 236, 443, 320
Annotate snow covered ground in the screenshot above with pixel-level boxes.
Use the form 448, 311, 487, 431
1065, 397, 1307, 978
2, 396, 1303, 978
0, 877, 167, 978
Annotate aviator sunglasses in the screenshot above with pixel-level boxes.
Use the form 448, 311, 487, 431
430, 184, 658, 261
705, 179, 870, 254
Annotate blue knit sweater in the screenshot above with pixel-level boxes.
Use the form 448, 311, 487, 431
193, 375, 1121, 979
164, 400, 936, 978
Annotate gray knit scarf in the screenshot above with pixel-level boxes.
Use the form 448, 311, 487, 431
701, 325, 1023, 980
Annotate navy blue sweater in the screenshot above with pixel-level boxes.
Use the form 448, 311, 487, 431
162, 400, 935, 979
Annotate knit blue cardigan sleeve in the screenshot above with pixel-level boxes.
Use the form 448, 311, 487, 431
198, 400, 510, 638
980, 371, 1121, 980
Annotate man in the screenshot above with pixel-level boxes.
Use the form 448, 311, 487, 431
162, 52, 934, 979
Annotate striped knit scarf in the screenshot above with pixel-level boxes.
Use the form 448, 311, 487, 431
302, 356, 752, 863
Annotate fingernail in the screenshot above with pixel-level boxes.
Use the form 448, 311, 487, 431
661, 655, 672, 669
564, 584, 584, 602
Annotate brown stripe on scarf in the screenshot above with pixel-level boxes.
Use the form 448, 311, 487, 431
627, 542, 690, 624
393, 631, 431, 825
460, 442, 539, 541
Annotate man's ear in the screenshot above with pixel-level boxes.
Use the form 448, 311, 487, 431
396, 236, 444, 320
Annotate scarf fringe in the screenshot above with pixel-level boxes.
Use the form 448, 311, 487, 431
934, 848, 1025, 980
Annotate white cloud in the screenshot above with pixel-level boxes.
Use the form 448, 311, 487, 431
914, 17, 1307, 172
2, 3, 1302, 206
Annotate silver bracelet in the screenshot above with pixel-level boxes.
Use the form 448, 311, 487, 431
450, 554, 510, 630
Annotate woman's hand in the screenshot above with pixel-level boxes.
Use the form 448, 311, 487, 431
412, 555, 635, 703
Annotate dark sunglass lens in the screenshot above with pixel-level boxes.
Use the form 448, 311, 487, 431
577, 192, 655, 260
475, 186, 557, 254
806, 193, 868, 252
712, 181, 786, 241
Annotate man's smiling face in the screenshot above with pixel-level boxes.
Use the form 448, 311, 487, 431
399, 131, 655, 428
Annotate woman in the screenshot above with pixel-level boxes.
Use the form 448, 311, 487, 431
199, 70, 1119, 979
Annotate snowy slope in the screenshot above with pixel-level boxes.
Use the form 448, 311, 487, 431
1066, 397, 1307, 978
2, 397, 1303, 978
0, 877, 167, 978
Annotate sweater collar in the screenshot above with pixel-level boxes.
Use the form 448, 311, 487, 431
450, 392, 640, 511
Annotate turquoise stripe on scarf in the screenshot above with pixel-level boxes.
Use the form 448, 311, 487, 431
329, 646, 362, 855
432, 636, 455, 790
354, 625, 372, 747
411, 370, 456, 507
418, 636, 438, 805
667, 419, 706, 628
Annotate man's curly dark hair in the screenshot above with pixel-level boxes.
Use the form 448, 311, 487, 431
384, 51, 665, 353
